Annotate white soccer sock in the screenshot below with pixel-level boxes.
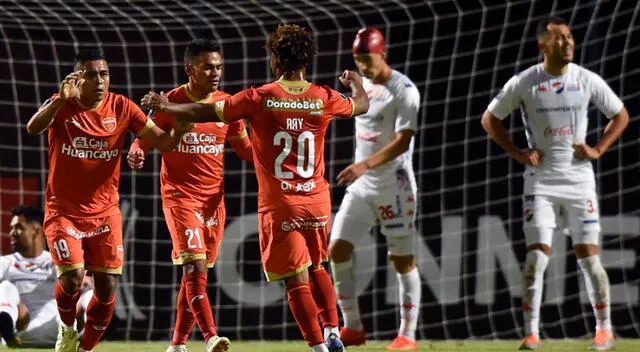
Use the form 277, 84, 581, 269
522, 250, 549, 335
310, 343, 329, 352
577, 254, 612, 331
323, 326, 339, 340
0, 280, 20, 323
397, 267, 421, 340
331, 259, 362, 330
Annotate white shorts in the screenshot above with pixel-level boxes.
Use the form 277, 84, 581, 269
17, 299, 60, 347
522, 193, 601, 247
331, 176, 417, 256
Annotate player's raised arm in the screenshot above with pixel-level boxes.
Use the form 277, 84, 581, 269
138, 121, 192, 153
26, 70, 85, 135
141, 91, 222, 123
339, 70, 369, 116
227, 122, 253, 162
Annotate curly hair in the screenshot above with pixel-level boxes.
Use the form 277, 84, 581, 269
265, 24, 316, 74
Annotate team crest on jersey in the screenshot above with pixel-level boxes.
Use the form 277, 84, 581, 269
215, 122, 225, 128
102, 117, 117, 132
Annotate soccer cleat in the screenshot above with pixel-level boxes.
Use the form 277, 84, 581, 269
386, 335, 417, 350
518, 333, 540, 350
55, 324, 78, 352
339, 327, 366, 347
0, 311, 21, 348
204, 335, 230, 352
589, 329, 615, 351
166, 344, 190, 352
325, 332, 346, 352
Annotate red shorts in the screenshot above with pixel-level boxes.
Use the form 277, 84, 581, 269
163, 195, 225, 268
44, 211, 123, 277
258, 202, 331, 281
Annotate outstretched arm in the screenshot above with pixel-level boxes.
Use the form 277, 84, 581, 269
141, 91, 222, 123
339, 70, 369, 116
138, 122, 192, 153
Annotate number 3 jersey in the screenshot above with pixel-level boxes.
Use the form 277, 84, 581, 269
350, 70, 420, 192
488, 63, 624, 199
213, 79, 355, 211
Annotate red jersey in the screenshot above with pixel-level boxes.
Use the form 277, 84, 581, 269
135, 85, 248, 207
45, 92, 154, 218
215, 79, 355, 211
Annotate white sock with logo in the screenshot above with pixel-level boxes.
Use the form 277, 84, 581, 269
578, 254, 612, 331
331, 259, 362, 330
522, 250, 549, 335
397, 267, 421, 340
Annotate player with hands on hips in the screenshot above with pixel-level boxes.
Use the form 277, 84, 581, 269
329, 28, 422, 351
481, 16, 629, 351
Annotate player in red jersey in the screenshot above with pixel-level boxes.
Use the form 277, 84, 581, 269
127, 39, 252, 352
26, 49, 190, 352
142, 24, 369, 352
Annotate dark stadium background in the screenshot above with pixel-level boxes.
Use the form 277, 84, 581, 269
1, 0, 638, 342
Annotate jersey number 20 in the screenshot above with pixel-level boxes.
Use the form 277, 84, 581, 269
273, 131, 315, 179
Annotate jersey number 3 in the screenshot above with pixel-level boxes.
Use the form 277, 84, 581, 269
274, 131, 315, 179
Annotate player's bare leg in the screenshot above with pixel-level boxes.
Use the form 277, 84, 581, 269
330, 239, 366, 347
55, 268, 84, 352
182, 259, 229, 352
284, 271, 328, 352
386, 253, 420, 351
575, 244, 614, 351
519, 243, 550, 350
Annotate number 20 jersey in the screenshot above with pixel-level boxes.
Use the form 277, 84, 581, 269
215, 79, 355, 211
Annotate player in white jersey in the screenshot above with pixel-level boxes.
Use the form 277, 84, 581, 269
0, 205, 90, 348
481, 17, 629, 351
329, 28, 421, 351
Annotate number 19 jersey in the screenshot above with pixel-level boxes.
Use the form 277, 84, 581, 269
214, 79, 355, 211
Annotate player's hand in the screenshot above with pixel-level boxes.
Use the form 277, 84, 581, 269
572, 143, 602, 160
174, 120, 193, 135
127, 149, 145, 169
337, 161, 369, 186
59, 70, 85, 101
141, 91, 168, 111
514, 149, 543, 166
339, 70, 363, 88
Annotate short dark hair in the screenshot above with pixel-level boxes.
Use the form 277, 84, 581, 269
536, 16, 568, 39
74, 48, 106, 66
265, 24, 316, 74
11, 205, 44, 225
184, 38, 222, 65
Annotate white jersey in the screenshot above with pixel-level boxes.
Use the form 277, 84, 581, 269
488, 63, 624, 199
349, 69, 420, 191
0, 251, 56, 314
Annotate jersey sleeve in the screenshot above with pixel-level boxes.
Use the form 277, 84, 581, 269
226, 120, 248, 140
587, 71, 624, 119
394, 82, 420, 133
124, 97, 156, 137
324, 87, 355, 119
214, 88, 261, 124
487, 74, 522, 120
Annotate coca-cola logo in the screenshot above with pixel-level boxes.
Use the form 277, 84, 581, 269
543, 124, 573, 137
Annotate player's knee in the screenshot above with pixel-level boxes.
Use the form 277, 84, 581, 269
59, 268, 85, 294
91, 272, 118, 301
523, 250, 549, 284
329, 239, 354, 263
526, 243, 551, 256
182, 259, 207, 274
574, 241, 599, 259
389, 254, 415, 274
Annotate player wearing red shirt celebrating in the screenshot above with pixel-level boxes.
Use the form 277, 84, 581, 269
27, 49, 189, 352
128, 39, 252, 352
142, 24, 369, 352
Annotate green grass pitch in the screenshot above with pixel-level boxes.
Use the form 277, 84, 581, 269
3, 339, 640, 351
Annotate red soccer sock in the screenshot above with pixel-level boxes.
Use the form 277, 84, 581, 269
184, 272, 217, 342
80, 294, 115, 351
309, 266, 339, 328
171, 277, 196, 345
54, 280, 80, 327
287, 282, 324, 346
